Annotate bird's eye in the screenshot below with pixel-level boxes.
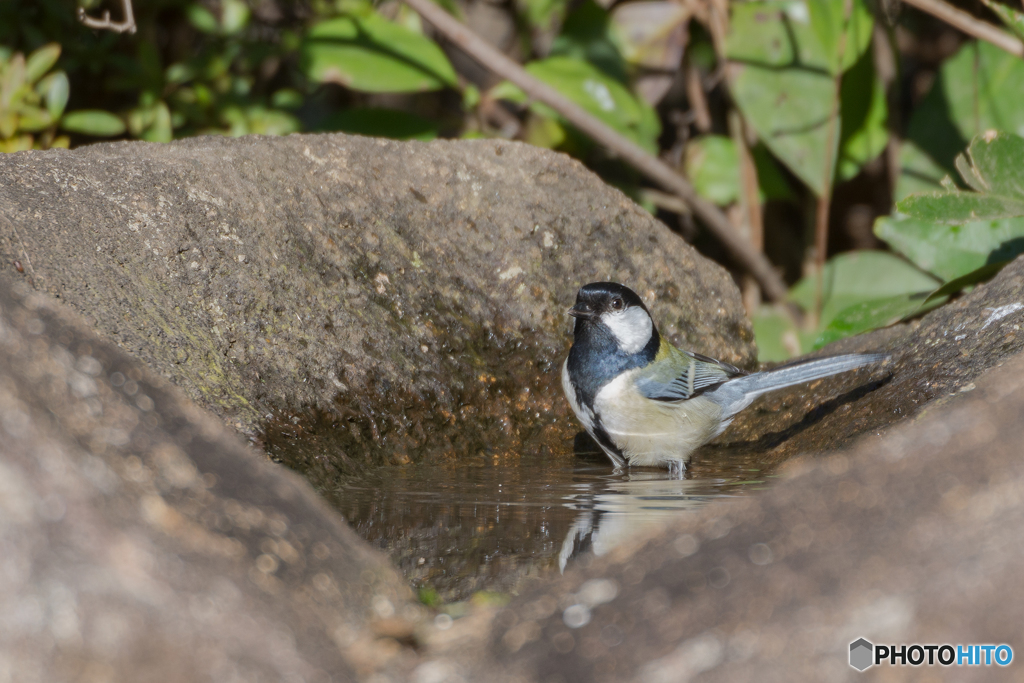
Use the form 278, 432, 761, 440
611, 298, 624, 310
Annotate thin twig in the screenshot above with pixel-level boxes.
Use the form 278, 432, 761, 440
78, 0, 137, 34
685, 61, 712, 134
901, 0, 1023, 57
642, 189, 691, 215
731, 111, 763, 314
402, 0, 789, 302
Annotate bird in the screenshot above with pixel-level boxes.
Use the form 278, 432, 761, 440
561, 282, 887, 474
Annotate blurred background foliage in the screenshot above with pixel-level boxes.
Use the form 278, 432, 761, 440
2, 0, 1024, 360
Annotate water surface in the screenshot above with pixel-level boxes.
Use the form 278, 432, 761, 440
325, 437, 771, 602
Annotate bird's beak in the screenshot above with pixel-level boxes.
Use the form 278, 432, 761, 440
568, 304, 596, 319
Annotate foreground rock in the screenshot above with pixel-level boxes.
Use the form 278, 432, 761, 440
0, 278, 422, 681
0, 134, 753, 475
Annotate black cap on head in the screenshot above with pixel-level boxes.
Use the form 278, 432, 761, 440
569, 282, 649, 319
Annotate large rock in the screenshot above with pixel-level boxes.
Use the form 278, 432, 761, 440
0, 134, 753, 474
0, 277, 422, 681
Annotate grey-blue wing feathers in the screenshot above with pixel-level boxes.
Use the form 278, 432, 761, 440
635, 350, 886, 411
635, 350, 747, 402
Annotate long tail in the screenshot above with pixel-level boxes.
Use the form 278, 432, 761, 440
706, 352, 888, 420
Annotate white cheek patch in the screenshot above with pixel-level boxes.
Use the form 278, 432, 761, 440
602, 307, 652, 354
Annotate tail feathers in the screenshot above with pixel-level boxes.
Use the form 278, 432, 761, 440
707, 352, 887, 417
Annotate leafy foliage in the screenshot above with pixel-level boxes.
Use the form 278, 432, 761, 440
752, 251, 940, 361
726, 0, 882, 196
5, 0, 1024, 363
878, 131, 1024, 292
896, 40, 1024, 200
492, 56, 661, 154
301, 12, 457, 93
0, 43, 70, 151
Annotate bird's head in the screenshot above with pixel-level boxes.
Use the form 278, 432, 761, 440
569, 282, 655, 354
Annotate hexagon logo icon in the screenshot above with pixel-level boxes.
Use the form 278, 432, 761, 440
850, 638, 874, 671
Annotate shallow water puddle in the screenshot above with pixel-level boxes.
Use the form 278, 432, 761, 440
322, 439, 770, 602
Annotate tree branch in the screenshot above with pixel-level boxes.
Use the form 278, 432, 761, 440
902, 0, 1023, 57
78, 0, 137, 34
402, 0, 788, 302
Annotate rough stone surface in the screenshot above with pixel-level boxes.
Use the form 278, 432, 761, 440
0, 277, 422, 682
0, 134, 753, 473
474, 292, 1024, 682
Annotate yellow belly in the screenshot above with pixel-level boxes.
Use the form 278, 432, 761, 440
593, 371, 724, 468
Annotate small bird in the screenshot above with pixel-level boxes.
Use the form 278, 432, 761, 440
561, 282, 887, 473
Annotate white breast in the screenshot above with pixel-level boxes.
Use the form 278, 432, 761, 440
593, 370, 724, 468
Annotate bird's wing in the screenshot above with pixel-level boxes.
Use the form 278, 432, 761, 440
635, 348, 747, 402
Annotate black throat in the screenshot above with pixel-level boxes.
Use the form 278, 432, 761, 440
566, 317, 660, 409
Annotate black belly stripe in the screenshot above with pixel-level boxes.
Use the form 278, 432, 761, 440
590, 419, 626, 466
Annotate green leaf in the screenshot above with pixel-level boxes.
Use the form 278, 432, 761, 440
684, 135, 739, 206
924, 261, 1008, 305
521, 0, 569, 32
900, 192, 1024, 225
37, 71, 70, 119
960, 131, 1024, 199
462, 84, 480, 110
751, 144, 793, 201
314, 107, 438, 140
897, 40, 1024, 200
0, 112, 18, 141
837, 48, 888, 181
301, 13, 457, 93
981, 0, 1024, 41
808, 0, 873, 74
788, 250, 940, 332
815, 291, 942, 348
165, 63, 195, 85
24, 43, 60, 84
492, 56, 660, 153
728, 0, 875, 194
895, 140, 950, 200
751, 304, 803, 362
16, 106, 53, 132
186, 4, 219, 33
874, 214, 1024, 282
60, 110, 126, 137
221, 0, 251, 34
244, 107, 300, 136
2, 52, 27, 99
551, 0, 627, 83
730, 63, 835, 194
727, 0, 871, 74
271, 88, 303, 109
141, 101, 172, 142
884, 132, 1024, 282
610, 1, 690, 72
524, 114, 566, 149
